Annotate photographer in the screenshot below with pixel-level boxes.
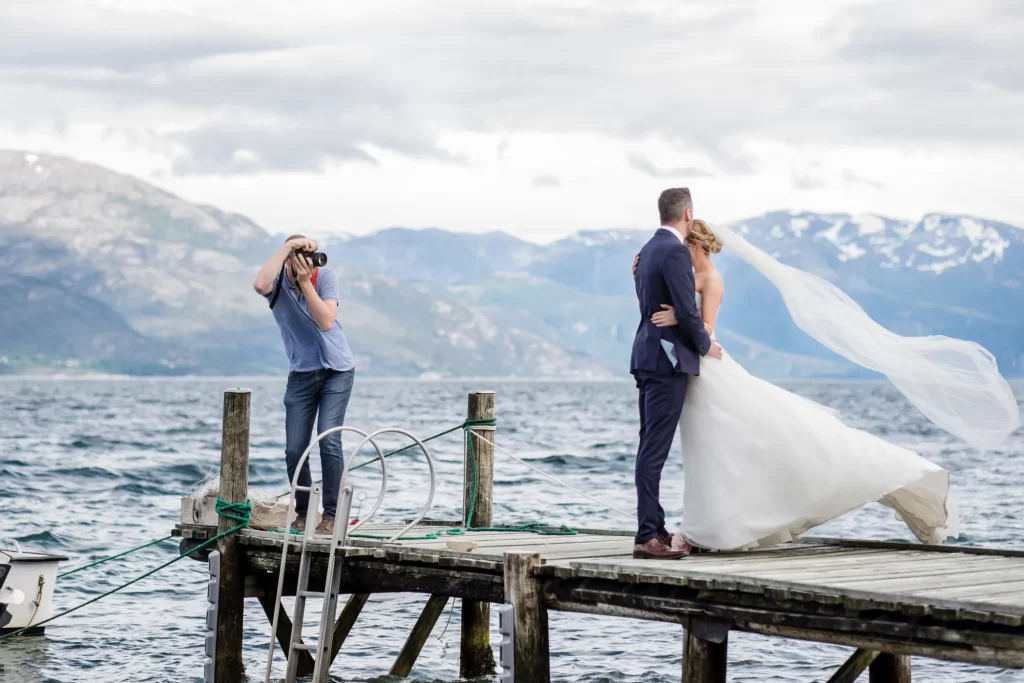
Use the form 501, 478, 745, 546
254, 235, 355, 537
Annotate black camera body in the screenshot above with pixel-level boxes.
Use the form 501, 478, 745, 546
297, 250, 328, 267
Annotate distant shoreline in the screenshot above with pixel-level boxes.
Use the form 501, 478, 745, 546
0, 373, 960, 385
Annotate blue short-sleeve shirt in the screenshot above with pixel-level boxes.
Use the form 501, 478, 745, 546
265, 267, 355, 373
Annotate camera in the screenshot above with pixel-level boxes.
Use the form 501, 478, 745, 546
297, 250, 327, 267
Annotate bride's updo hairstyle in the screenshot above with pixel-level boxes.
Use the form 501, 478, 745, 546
688, 219, 723, 255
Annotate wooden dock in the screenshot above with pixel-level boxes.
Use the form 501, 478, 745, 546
180, 389, 1024, 682
176, 522, 1024, 681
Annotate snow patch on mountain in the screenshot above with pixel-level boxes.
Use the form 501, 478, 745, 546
733, 212, 1022, 275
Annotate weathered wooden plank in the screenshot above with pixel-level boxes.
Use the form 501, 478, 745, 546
681, 551, 938, 574
554, 583, 1024, 655
729, 551, 1002, 574
749, 565, 1011, 587
805, 536, 1024, 560
546, 596, 1024, 668
745, 555, 1023, 583
909, 580, 1024, 601
824, 569, 1024, 593
541, 562, 1024, 624
390, 594, 450, 677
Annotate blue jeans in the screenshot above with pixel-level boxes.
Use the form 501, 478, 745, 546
284, 368, 355, 520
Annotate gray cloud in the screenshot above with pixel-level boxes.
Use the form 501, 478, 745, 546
791, 163, 887, 191
627, 152, 713, 180
1, 1, 1021, 175
791, 170, 828, 191
532, 173, 561, 188
841, 169, 887, 191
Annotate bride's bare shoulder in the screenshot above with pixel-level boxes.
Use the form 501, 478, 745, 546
703, 269, 725, 296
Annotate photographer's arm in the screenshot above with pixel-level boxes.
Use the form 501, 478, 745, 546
293, 255, 338, 332
253, 237, 317, 295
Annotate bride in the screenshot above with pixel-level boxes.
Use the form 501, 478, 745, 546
632, 219, 1019, 551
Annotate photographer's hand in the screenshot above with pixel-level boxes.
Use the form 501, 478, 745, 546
286, 237, 318, 253
291, 254, 314, 285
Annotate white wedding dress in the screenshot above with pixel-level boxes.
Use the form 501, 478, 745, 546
676, 292, 959, 551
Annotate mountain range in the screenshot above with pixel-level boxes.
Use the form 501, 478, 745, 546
1, 150, 1021, 379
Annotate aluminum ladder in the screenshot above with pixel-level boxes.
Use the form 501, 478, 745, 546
264, 426, 437, 683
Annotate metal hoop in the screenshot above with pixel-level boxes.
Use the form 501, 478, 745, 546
344, 427, 436, 543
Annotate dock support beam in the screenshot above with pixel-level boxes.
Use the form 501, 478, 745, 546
683, 619, 728, 683
827, 649, 879, 683
460, 391, 497, 678
870, 653, 911, 683
390, 594, 450, 677
504, 553, 550, 683
215, 389, 250, 683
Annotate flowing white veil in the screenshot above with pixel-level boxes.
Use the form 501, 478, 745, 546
713, 224, 1021, 451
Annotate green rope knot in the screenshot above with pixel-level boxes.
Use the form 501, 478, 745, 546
215, 497, 252, 526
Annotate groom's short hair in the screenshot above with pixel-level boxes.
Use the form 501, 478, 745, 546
658, 188, 692, 224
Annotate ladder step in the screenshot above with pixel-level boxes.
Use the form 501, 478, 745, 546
298, 590, 324, 598
291, 642, 318, 651
294, 486, 312, 492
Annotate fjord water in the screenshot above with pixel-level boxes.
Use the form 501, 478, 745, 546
1, 377, 1022, 683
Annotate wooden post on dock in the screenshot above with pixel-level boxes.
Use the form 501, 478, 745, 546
870, 653, 911, 683
683, 619, 728, 683
504, 552, 550, 683
460, 391, 497, 678
215, 389, 250, 683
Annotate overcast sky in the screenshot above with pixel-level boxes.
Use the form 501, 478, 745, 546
1, 0, 1022, 242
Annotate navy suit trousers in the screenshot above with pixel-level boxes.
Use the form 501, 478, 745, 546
634, 370, 688, 544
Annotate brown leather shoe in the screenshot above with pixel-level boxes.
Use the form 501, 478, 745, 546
658, 531, 673, 548
633, 538, 690, 559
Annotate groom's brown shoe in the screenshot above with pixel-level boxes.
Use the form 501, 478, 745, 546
633, 538, 690, 560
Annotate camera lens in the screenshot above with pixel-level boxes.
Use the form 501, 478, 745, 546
312, 252, 327, 267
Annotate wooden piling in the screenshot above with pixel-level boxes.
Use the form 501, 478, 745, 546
503, 552, 550, 683
215, 389, 250, 683
390, 594, 450, 677
460, 391, 497, 678
870, 653, 911, 683
683, 620, 728, 683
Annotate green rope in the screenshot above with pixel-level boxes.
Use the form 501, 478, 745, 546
0, 498, 251, 641
349, 423, 468, 472
58, 535, 175, 579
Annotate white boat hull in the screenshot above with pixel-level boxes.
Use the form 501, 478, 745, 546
1, 540, 67, 634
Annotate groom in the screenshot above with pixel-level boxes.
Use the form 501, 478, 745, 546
630, 188, 722, 559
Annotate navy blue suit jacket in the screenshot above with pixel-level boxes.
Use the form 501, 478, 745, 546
630, 228, 712, 376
